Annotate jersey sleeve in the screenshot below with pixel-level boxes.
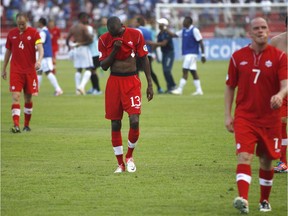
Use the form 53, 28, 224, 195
193, 28, 203, 41
135, 30, 148, 58
226, 55, 238, 87
278, 52, 288, 81
98, 36, 108, 61
5, 32, 12, 50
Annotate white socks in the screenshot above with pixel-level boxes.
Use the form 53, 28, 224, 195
193, 79, 203, 93
47, 73, 62, 91
78, 70, 92, 90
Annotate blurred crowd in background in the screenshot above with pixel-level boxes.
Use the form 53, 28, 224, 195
1, 0, 287, 37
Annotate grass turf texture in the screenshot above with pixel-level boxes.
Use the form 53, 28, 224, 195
1, 60, 287, 216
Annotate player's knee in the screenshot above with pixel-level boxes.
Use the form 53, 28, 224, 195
237, 152, 253, 164
111, 120, 121, 131
129, 115, 139, 129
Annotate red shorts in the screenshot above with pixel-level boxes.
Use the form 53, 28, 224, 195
105, 73, 141, 120
10, 72, 38, 94
234, 118, 281, 160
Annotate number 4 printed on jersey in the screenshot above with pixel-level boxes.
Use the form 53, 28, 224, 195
19, 41, 24, 49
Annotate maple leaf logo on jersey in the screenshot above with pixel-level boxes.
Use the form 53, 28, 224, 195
240, 61, 248, 65
128, 41, 133, 46
27, 36, 31, 40
265, 60, 272, 68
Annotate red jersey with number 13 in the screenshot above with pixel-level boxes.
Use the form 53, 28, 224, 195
5, 27, 42, 74
226, 45, 287, 127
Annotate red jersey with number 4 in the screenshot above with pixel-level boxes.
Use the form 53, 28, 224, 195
5, 27, 42, 74
98, 27, 148, 61
226, 45, 287, 127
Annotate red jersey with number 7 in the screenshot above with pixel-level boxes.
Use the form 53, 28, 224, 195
226, 45, 287, 127
5, 27, 42, 74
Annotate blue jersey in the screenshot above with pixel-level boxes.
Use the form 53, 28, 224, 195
181, 27, 200, 55
40, 27, 53, 58
137, 26, 153, 53
157, 31, 174, 53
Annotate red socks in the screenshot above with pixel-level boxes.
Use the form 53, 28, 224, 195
111, 131, 124, 166
24, 102, 33, 127
259, 169, 274, 202
111, 128, 140, 165
11, 104, 21, 127
236, 164, 251, 200
126, 128, 139, 159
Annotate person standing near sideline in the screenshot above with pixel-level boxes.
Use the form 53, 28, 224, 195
37, 17, 63, 96
270, 16, 288, 173
135, 16, 164, 94
98, 16, 153, 173
225, 17, 287, 214
149, 18, 176, 93
1, 12, 44, 133
48, 19, 61, 74
66, 12, 93, 95
86, 23, 102, 95
170, 16, 206, 96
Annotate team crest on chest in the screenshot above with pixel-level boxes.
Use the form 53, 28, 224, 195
27, 36, 31, 40
128, 41, 133, 46
265, 60, 272, 68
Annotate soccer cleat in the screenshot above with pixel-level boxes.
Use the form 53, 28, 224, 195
157, 88, 164, 94
274, 161, 288, 173
192, 91, 203, 96
92, 90, 102, 95
11, 126, 21, 133
170, 88, 182, 95
23, 126, 31, 132
259, 200, 272, 212
114, 164, 125, 173
54, 89, 63, 96
76, 88, 86, 95
126, 157, 136, 173
233, 197, 249, 214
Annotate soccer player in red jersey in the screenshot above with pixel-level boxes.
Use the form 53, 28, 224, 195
48, 20, 61, 74
1, 12, 43, 133
225, 17, 287, 214
270, 16, 288, 173
98, 16, 153, 173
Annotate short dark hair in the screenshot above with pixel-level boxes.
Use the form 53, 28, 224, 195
185, 16, 193, 25
78, 12, 88, 20
39, 17, 47, 26
137, 17, 145, 26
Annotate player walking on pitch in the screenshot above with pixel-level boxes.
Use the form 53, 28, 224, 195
98, 16, 153, 173
1, 13, 44, 133
225, 17, 287, 214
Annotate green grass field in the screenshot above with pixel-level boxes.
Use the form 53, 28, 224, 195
1, 60, 287, 216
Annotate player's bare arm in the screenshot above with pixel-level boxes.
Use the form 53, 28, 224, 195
138, 55, 153, 101
224, 85, 236, 133
35, 43, 44, 70
1, 49, 12, 80
270, 79, 288, 109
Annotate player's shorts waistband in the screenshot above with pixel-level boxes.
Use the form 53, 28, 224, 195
110, 72, 137, 77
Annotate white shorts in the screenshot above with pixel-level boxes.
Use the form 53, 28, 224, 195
41, 57, 53, 72
72, 46, 93, 69
182, 54, 198, 70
